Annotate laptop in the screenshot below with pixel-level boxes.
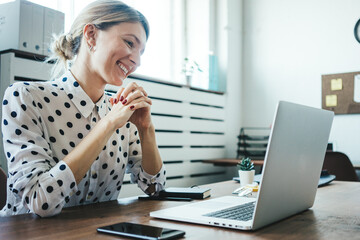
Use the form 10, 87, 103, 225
150, 101, 334, 230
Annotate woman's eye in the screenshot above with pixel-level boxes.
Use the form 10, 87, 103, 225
125, 40, 134, 48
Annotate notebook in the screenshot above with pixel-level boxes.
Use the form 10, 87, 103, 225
159, 187, 211, 199
150, 101, 334, 230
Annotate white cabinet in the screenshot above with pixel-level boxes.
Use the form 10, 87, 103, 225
0, 50, 52, 173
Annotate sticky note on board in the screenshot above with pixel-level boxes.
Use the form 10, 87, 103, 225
331, 78, 342, 91
325, 95, 337, 107
354, 75, 360, 103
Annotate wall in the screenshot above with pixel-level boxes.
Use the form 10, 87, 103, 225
216, 0, 244, 160
242, 0, 360, 165
225, 0, 244, 159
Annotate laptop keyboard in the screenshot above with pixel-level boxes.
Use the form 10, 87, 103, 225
203, 201, 255, 221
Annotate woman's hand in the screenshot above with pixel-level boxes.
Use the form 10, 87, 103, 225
110, 82, 152, 130
105, 98, 134, 130
110, 83, 163, 190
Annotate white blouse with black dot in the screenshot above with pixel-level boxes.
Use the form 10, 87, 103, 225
0, 70, 166, 217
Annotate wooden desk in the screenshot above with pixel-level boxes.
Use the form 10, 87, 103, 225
0, 181, 359, 239
202, 158, 264, 167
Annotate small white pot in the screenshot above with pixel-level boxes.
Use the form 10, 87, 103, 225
238, 170, 255, 186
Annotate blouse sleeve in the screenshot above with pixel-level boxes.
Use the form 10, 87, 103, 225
125, 123, 166, 195
2, 84, 77, 217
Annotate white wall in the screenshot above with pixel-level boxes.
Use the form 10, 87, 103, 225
223, 0, 244, 158
242, 0, 360, 165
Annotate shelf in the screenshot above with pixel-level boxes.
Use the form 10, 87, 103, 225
202, 158, 264, 167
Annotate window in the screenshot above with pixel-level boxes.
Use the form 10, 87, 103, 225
123, 0, 181, 83
124, 0, 212, 89
184, 0, 210, 89
1, 0, 214, 89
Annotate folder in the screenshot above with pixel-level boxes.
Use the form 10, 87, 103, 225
31, 3, 44, 54
43, 7, 65, 55
19, 0, 32, 52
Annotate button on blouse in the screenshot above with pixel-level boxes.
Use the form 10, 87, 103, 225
0, 70, 166, 217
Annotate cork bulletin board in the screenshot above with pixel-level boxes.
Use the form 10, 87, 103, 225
322, 71, 360, 114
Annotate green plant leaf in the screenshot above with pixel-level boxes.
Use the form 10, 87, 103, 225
237, 157, 254, 171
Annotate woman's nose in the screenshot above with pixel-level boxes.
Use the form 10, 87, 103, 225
129, 50, 141, 68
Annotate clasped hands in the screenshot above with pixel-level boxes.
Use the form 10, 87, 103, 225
107, 82, 152, 130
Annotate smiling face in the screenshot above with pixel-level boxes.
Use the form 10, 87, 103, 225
90, 22, 146, 86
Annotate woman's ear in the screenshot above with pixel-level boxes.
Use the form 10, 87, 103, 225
83, 24, 97, 50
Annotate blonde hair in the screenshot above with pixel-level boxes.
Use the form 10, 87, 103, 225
46, 0, 149, 79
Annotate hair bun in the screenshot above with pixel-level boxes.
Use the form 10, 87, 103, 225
52, 34, 75, 61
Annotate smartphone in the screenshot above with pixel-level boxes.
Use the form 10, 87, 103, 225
97, 222, 185, 240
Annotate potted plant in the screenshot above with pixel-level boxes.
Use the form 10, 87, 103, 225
237, 157, 255, 186
182, 57, 203, 86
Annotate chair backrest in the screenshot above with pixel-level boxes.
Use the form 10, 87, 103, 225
322, 151, 359, 181
0, 167, 7, 209
237, 127, 270, 160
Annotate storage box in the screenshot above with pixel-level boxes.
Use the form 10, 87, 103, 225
0, 0, 64, 56
43, 6, 64, 56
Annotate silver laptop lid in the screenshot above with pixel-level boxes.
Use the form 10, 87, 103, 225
252, 101, 334, 230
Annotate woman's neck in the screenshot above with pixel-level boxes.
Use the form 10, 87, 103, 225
70, 56, 105, 103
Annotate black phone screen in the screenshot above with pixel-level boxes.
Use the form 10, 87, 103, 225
97, 222, 185, 240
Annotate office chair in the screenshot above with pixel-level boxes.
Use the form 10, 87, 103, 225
0, 167, 7, 209
237, 127, 270, 160
322, 151, 359, 181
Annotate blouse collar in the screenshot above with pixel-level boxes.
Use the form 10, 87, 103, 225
54, 70, 109, 119
95, 93, 111, 119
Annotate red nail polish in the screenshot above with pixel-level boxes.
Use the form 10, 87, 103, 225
120, 96, 124, 102
114, 99, 117, 104
130, 105, 135, 110
122, 99, 127, 105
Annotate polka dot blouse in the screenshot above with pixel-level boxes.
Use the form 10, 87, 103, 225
0, 70, 166, 217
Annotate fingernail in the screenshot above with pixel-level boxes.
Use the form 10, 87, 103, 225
122, 99, 127, 105
120, 96, 124, 102
130, 105, 135, 110
114, 99, 117, 104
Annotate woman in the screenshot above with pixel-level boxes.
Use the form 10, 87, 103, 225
1, 0, 165, 217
